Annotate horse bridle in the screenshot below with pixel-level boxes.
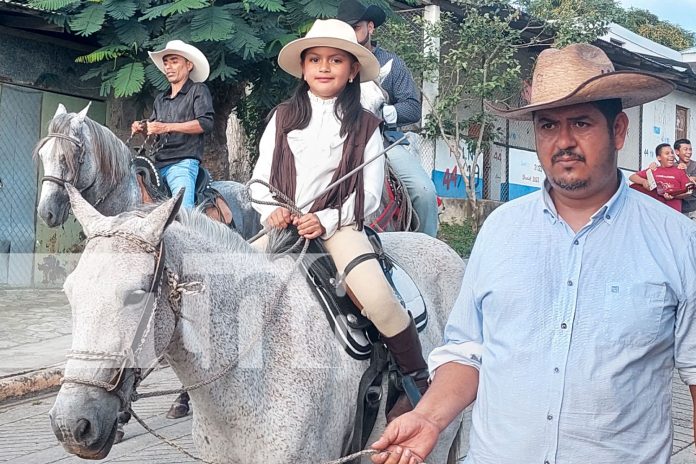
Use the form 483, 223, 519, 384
61, 232, 171, 408
39, 132, 99, 199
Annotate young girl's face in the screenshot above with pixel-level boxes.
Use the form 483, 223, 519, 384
301, 47, 360, 99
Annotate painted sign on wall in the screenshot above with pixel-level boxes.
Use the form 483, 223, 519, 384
431, 138, 484, 199
508, 148, 545, 199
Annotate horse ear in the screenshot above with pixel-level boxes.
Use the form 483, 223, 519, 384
141, 189, 184, 244
54, 104, 67, 118
65, 184, 103, 237
75, 102, 92, 123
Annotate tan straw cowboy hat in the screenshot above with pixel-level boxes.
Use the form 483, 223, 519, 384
486, 43, 675, 121
277, 19, 380, 82
149, 40, 210, 83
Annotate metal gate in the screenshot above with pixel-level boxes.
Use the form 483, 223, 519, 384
0, 84, 41, 286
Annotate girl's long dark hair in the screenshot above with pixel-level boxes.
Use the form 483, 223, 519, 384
278, 51, 363, 137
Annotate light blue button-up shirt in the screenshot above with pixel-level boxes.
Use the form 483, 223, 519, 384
429, 176, 696, 464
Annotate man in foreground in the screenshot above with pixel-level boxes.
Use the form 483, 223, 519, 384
371, 44, 696, 464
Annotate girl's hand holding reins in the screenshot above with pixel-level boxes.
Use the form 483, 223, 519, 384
268, 207, 293, 229
295, 213, 325, 239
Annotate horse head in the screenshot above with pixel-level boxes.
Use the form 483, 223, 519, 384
36, 103, 101, 226
36, 103, 134, 227
49, 185, 182, 459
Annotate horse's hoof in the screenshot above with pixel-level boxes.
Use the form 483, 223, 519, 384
166, 402, 190, 419
114, 423, 125, 444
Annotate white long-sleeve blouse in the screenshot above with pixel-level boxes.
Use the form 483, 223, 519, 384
250, 92, 384, 239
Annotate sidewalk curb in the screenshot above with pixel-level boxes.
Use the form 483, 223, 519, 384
0, 365, 64, 403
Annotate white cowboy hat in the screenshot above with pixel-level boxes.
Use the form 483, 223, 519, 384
486, 43, 675, 121
277, 19, 380, 82
148, 40, 210, 83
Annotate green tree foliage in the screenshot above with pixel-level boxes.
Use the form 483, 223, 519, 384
28, 0, 348, 100
524, 0, 695, 51
521, 0, 620, 45
617, 8, 695, 50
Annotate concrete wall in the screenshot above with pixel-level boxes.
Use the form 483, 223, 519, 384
0, 26, 102, 100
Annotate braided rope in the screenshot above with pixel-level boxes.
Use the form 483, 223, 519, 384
129, 409, 214, 463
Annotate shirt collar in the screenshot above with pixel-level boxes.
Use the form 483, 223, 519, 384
165, 78, 193, 99
541, 170, 628, 225
307, 91, 336, 107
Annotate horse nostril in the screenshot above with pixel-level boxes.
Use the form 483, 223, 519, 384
46, 211, 55, 224
74, 418, 92, 444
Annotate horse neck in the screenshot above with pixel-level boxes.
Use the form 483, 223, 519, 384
159, 224, 303, 385
93, 169, 141, 217
85, 123, 142, 216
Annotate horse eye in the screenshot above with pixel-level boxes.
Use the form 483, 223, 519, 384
124, 290, 148, 306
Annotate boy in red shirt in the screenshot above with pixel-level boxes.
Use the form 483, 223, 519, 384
629, 143, 694, 211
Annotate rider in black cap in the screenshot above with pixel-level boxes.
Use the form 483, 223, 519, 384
337, 0, 439, 239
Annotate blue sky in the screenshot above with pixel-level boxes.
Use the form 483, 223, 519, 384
618, 0, 696, 32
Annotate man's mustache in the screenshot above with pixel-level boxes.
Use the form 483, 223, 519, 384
552, 151, 586, 164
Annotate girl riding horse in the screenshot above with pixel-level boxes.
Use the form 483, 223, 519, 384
249, 18, 429, 421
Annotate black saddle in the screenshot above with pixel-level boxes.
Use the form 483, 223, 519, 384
132, 155, 235, 227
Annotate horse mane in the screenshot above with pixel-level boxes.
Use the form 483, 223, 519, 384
35, 113, 132, 193
172, 208, 251, 254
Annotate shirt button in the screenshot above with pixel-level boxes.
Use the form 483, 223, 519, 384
554, 367, 560, 373
545, 461, 550, 464
561, 322, 567, 329
573, 239, 579, 245
567, 280, 573, 286
547, 414, 553, 420
606, 214, 611, 220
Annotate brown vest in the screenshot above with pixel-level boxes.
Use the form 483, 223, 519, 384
268, 104, 381, 230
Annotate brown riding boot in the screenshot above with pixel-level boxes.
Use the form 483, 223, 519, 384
382, 320, 430, 423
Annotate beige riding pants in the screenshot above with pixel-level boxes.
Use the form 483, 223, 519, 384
253, 227, 410, 337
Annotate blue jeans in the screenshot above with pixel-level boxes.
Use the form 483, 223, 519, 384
159, 159, 199, 209
387, 144, 439, 237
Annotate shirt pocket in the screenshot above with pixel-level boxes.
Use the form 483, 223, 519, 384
602, 282, 666, 347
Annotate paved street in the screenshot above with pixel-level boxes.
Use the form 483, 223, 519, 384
0, 287, 695, 463
0, 368, 197, 463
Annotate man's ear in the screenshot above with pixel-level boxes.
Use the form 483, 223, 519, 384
613, 112, 629, 151
186, 59, 194, 73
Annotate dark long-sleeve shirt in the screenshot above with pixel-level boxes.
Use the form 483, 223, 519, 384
150, 79, 214, 168
373, 46, 421, 126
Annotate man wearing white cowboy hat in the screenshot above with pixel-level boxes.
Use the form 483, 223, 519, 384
370, 43, 696, 464
337, 0, 439, 238
127, 40, 214, 429
131, 39, 214, 210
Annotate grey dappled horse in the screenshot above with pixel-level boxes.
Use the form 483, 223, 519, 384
49, 186, 466, 463
35, 104, 261, 239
